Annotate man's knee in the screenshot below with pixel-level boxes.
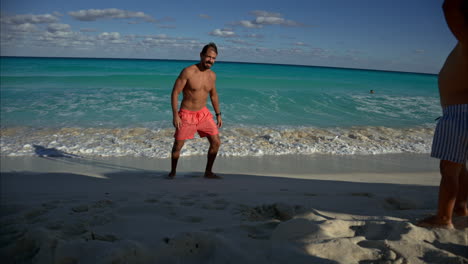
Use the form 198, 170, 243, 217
209, 136, 221, 149
172, 140, 185, 153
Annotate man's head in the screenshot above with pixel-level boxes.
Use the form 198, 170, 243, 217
200, 42, 218, 70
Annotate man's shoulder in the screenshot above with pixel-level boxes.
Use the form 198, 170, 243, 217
184, 64, 198, 73
179, 65, 198, 78
208, 69, 216, 78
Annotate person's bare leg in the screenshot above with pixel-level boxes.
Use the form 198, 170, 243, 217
204, 134, 221, 179
417, 160, 463, 228
168, 140, 185, 179
454, 163, 468, 216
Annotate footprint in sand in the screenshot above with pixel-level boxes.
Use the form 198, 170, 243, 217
241, 221, 281, 240
158, 231, 248, 263
161, 232, 216, 259
357, 240, 403, 263
201, 198, 230, 210
144, 198, 159, 203
71, 205, 89, 213
384, 197, 418, 210
0, 219, 27, 245
71, 200, 114, 213
61, 222, 89, 237
24, 208, 49, 223
178, 195, 200, 207
350, 221, 411, 241
85, 232, 119, 242
350, 192, 375, 198
41, 201, 60, 210
91, 199, 114, 209
236, 203, 301, 221
87, 212, 116, 226
421, 249, 467, 264
183, 216, 204, 223
45, 220, 65, 230
270, 218, 386, 264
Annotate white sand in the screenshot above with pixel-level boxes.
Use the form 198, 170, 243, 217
1, 154, 467, 264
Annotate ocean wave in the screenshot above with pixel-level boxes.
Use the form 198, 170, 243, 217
0, 126, 434, 158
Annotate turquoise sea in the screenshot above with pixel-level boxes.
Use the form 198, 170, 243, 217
0, 57, 440, 157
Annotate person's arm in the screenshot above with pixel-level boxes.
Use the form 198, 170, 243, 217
443, 0, 468, 42
209, 73, 222, 128
171, 69, 188, 129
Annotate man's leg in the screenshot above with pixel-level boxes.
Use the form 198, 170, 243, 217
454, 163, 468, 216
168, 140, 185, 178
417, 160, 463, 228
204, 134, 221, 178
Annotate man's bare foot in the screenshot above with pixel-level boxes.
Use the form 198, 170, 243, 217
416, 215, 454, 229
166, 172, 176, 180
204, 172, 222, 179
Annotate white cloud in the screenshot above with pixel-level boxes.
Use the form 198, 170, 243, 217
13, 23, 38, 32
1, 14, 59, 25
69, 8, 156, 23
48, 23, 71, 33
98, 32, 121, 40
250, 11, 282, 18
235, 10, 304, 29
209, 29, 236, 37
246, 33, 264, 39
80, 28, 98, 32
294, 42, 309, 46
255, 16, 285, 25
239, 20, 262, 28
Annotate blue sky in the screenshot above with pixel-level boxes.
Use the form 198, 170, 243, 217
0, 0, 457, 73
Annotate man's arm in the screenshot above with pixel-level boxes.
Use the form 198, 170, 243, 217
443, 0, 468, 42
171, 69, 188, 129
209, 73, 222, 128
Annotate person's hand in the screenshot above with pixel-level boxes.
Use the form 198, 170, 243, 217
173, 115, 182, 129
216, 115, 223, 128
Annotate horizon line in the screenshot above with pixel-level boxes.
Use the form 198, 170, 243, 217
0, 55, 437, 76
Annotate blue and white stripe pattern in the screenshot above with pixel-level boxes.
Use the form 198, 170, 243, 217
431, 104, 468, 164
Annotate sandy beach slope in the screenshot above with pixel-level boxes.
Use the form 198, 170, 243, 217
1, 154, 467, 263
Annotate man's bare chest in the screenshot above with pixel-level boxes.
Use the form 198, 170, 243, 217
186, 76, 213, 92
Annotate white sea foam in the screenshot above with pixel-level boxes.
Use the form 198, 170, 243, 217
1, 126, 435, 158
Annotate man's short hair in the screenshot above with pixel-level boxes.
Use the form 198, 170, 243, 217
201, 42, 218, 55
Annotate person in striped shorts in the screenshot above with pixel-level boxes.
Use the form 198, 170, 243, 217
417, 0, 468, 229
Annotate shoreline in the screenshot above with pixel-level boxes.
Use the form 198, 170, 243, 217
1, 125, 435, 157
1, 153, 440, 184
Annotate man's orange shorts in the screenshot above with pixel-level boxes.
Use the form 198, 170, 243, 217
174, 107, 219, 140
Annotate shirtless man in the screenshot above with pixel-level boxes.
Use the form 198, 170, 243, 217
417, 0, 468, 228
168, 43, 222, 179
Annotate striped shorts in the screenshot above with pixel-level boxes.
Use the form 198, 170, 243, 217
431, 104, 468, 164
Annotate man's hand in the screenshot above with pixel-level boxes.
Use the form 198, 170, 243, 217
173, 115, 182, 129
216, 115, 223, 128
